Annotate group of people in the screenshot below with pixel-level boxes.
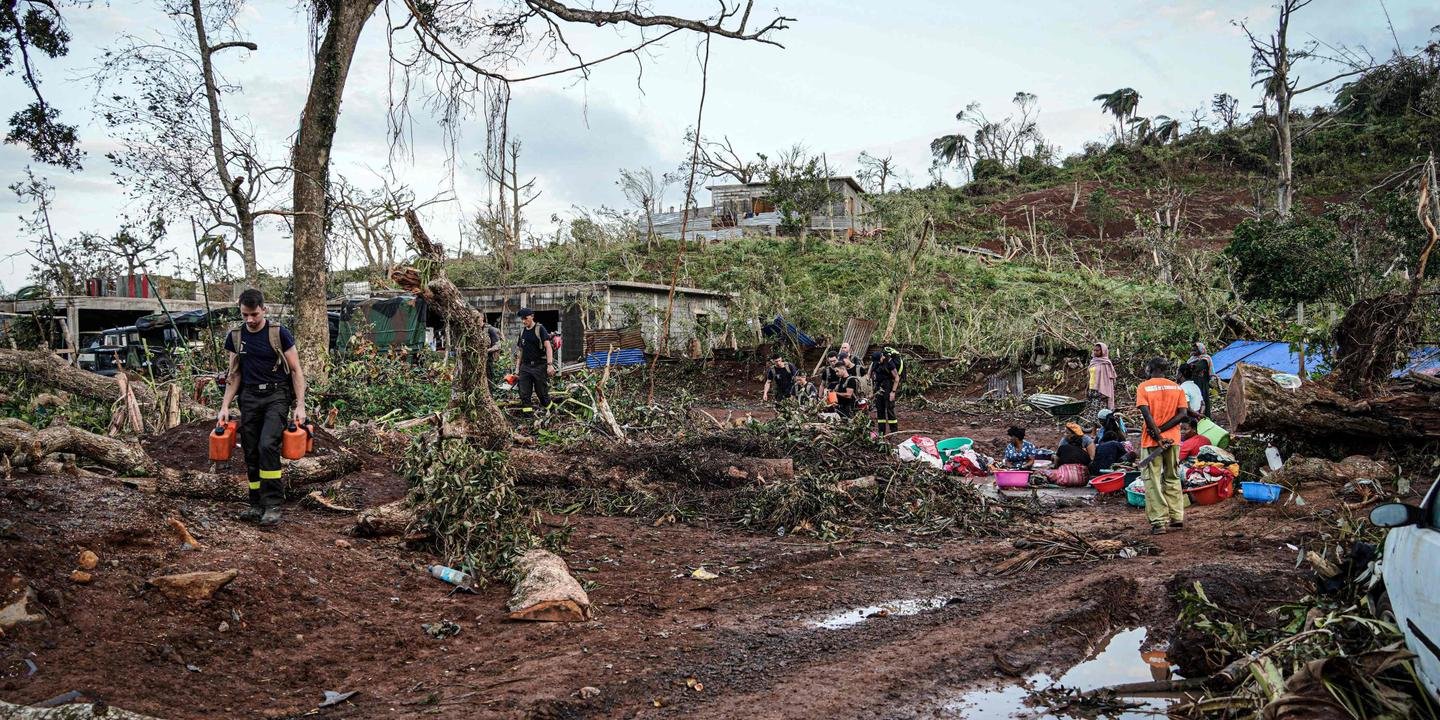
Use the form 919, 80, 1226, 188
1089, 341, 1214, 418
761, 342, 902, 434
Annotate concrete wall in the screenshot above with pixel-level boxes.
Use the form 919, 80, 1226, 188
460, 283, 730, 359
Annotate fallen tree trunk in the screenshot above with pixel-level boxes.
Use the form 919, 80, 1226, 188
508, 445, 793, 489
352, 499, 423, 538
0, 422, 158, 474
0, 700, 163, 720
0, 349, 210, 430
1266, 455, 1395, 488
507, 548, 591, 622
1227, 363, 1440, 446
143, 448, 362, 501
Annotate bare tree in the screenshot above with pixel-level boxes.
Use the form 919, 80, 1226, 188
9, 168, 102, 293
1211, 92, 1240, 129
617, 167, 671, 249
333, 176, 446, 277
98, 0, 288, 288
855, 151, 896, 194
931, 91, 1051, 176
0, 0, 82, 170
83, 221, 178, 281
1238, 0, 1372, 217
683, 130, 768, 183
280, 0, 791, 379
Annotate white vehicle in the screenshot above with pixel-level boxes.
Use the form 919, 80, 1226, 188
1371, 479, 1440, 702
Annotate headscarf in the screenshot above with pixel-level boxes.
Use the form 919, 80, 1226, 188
1088, 342, 1117, 409
1191, 342, 1213, 377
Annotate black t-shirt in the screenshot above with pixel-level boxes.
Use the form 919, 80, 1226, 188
872, 357, 898, 391
820, 365, 839, 389
224, 321, 295, 386
518, 324, 551, 363
765, 363, 797, 395
484, 325, 502, 350
834, 376, 859, 408
1090, 440, 1128, 474
1056, 440, 1090, 467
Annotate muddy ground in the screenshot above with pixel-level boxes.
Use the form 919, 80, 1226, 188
0, 373, 1393, 719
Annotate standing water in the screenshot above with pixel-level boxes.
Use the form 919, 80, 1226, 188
941, 627, 1180, 718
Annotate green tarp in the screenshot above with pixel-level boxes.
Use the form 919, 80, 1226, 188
336, 295, 427, 353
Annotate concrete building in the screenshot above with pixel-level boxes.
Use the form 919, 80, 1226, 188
458, 281, 731, 362
652, 176, 876, 242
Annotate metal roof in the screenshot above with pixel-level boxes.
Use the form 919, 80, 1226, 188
1211, 340, 1327, 380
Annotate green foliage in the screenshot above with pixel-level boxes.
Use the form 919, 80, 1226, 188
763, 148, 838, 237
1226, 215, 1345, 304
0, 379, 111, 433
313, 347, 452, 425
402, 437, 537, 584
1084, 188, 1124, 237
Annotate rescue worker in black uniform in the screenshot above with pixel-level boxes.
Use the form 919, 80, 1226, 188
513, 308, 554, 411
871, 349, 900, 435
833, 364, 859, 418
761, 353, 797, 406
218, 289, 307, 526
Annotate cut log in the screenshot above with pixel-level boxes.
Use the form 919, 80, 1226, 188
146, 568, 238, 601
507, 549, 591, 622
1266, 455, 1395, 488
151, 447, 362, 501
507, 445, 793, 490
0, 423, 158, 475
352, 499, 420, 538
0, 700, 164, 720
1227, 363, 1440, 446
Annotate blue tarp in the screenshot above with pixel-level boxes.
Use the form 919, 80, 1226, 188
1393, 345, 1440, 377
585, 348, 646, 369
760, 315, 817, 348
1211, 340, 1327, 380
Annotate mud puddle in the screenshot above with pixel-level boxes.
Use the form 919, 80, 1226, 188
942, 627, 1181, 718
810, 596, 955, 629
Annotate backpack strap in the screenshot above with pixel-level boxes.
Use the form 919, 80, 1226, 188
268, 323, 290, 375
228, 328, 242, 357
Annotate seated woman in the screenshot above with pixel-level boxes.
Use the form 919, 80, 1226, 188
1038, 433, 1091, 486
1178, 418, 1208, 462
1059, 422, 1095, 461
1089, 429, 1132, 475
1001, 426, 1037, 469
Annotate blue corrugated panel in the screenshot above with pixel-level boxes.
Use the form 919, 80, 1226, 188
1211, 340, 1327, 380
1393, 345, 1440, 377
761, 315, 818, 348
586, 348, 647, 369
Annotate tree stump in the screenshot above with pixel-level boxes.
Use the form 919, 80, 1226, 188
507, 549, 591, 622
1227, 363, 1440, 446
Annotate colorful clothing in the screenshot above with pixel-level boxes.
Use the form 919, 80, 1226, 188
1088, 342, 1117, 410
1002, 440, 1037, 468
1178, 433, 1208, 461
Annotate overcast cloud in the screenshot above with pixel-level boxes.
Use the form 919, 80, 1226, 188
0, 0, 1432, 289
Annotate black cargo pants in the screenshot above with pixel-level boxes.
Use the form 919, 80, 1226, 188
240, 383, 292, 508
873, 388, 897, 433
516, 361, 550, 409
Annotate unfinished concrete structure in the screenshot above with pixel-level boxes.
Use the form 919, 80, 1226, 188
652, 176, 876, 241
458, 281, 732, 362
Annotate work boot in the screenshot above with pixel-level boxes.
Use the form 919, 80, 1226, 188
1150, 524, 1167, 536
1169, 521, 1185, 530
237, 505, 263, 523
258, 507, 282, 526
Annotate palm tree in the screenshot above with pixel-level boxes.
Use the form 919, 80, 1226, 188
1149, 115, 1181, 145
929, 127, 971, 176
1094, 88, 1142, 143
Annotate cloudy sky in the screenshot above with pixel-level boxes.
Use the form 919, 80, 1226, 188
0, 0, 1433, 290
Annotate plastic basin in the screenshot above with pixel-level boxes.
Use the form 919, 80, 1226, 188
1125, 488, 1146, 507
935, 437, 974, 461
1089, 472, 1126, 494
995, 470, 1030, 488
1184, 481, 1225, 506
1240, 481, 1283, 503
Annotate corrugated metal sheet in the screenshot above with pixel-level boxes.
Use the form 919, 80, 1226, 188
762, 315, 817, 348
1211, 340, 1326, 380
841, 318, 877, 357
585, 348, 646, 368
1393, 345, 1440, 377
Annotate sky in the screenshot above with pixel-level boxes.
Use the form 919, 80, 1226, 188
0, 0, 1434, 291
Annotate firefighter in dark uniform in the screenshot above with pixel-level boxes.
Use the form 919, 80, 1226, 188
513, 308, 554, 411
217, 289, 307, 526
871, 349, 899, 435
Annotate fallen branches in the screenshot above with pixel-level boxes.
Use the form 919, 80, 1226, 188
0, 349, 209, 430
0, 421, 158, 475
989, 528, 1143, 576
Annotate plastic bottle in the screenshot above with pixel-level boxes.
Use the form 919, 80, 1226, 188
281, 424, 308, 460
209, 421, 238, 462
428, 565, 472, 588
1265, 445, 1284, 471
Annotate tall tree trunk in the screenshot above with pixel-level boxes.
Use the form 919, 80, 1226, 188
1275, 92, 1294, 218
189, 0, 260, 288
291, 0, 381, 380
880, 217, 931, 343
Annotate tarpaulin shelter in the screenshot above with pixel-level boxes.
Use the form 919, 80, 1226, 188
1393, 346, 1440, 377
761, 315, 817, 349
336, 295, 427, 353
1210, 340, 1327, 380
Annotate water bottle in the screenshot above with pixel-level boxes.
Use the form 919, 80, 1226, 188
1265, 445, 1283, 471
428, 565, 472, 588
